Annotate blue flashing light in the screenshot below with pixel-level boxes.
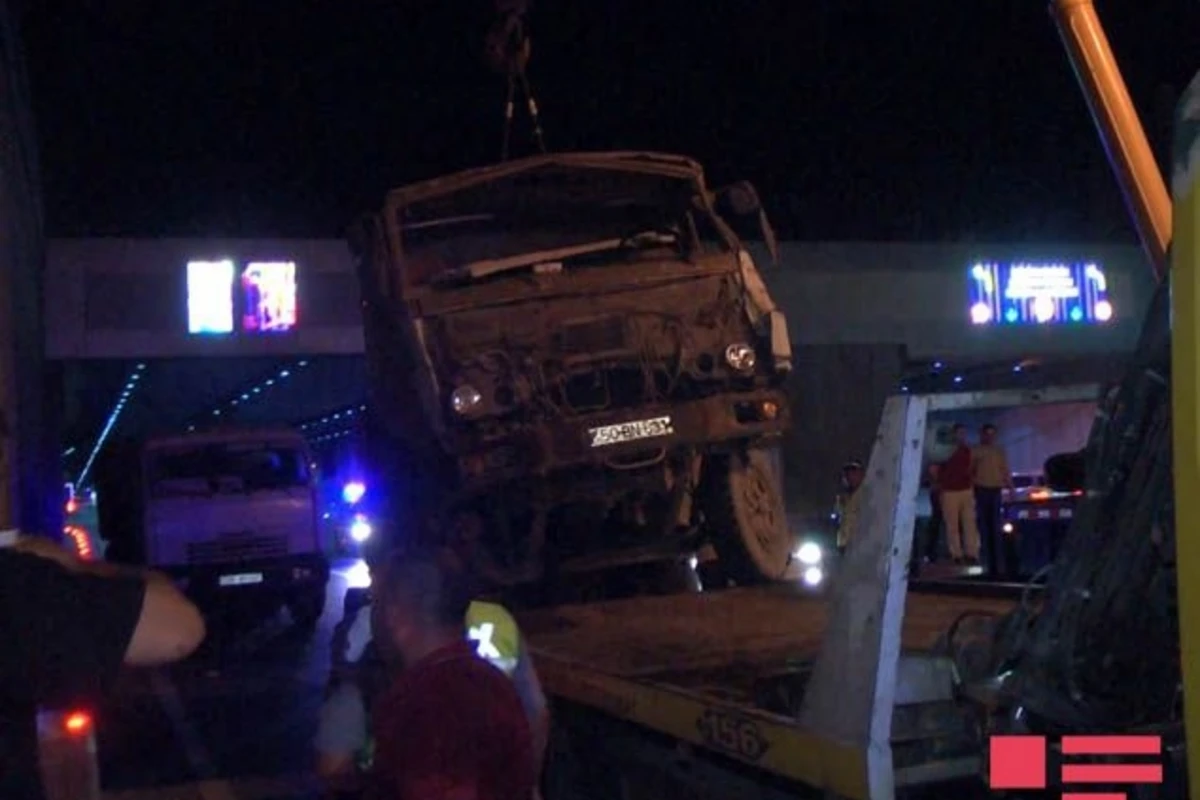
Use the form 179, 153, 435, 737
342, 481, 366, 505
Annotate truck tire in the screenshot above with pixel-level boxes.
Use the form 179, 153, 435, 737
288, 588, 325, 629
705, 449, 791, 585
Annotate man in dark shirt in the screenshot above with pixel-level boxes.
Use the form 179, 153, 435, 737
0, 536, 206, 800
369, 550, 535, 800
938, 424, 981, 566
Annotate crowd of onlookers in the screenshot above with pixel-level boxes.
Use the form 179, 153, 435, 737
923, 422, 1015, 579
835, 422, 1017, 580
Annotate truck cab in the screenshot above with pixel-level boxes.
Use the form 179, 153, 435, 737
99, 427, 329, 626
351, 151, 795, 586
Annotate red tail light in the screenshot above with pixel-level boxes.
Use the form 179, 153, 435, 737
65, 499, 78, 515
63, 711, 91, 736
62, 526, 93, 560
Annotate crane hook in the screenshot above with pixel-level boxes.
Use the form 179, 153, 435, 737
484, 0, 546, 160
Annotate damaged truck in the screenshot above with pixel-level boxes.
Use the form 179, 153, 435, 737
349, 151, 795, 587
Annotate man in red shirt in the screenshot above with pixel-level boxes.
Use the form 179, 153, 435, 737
939, 424, 981, 566
369, 550, 536, 800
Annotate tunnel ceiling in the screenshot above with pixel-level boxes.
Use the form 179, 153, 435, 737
63, 355, 365, 477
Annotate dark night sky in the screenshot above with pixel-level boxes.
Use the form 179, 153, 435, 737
19, 1, 1200, 242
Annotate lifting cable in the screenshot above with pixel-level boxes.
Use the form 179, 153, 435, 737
484, 0, 547, 160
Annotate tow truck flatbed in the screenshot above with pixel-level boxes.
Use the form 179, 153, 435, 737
521, 583, 1015, 679
518, 394, 1065, 799
521, 581, 1018, 798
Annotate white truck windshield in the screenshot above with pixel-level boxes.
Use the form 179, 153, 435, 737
148, 442, 311, 498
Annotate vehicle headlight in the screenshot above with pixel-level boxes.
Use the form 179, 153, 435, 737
349, 515, 373, 543
450, 385, 483, 415
802, 566, 824, 587
794, 541, 822, 566
724, 343, 757, 372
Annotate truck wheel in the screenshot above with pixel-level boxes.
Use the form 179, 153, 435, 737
288, 589, 325, 629
706, 449, 791, 585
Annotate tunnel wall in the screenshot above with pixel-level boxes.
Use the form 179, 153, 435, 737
778, 343, 908, 529
0, 2, 57, 535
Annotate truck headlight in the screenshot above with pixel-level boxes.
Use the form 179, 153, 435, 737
450, 385, 483, 415
794, 541, 822, 566
724, 343, 757, 372
349, 515, 373, 543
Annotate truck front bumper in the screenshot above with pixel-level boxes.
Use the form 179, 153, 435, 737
160, 552, 330, 602
457, 387, 789, 486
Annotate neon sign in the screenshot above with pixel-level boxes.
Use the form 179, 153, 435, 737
968, 261, 1113, 326
187, 260, 235, 334
241, 261, 298, 333
186, 259, 299, 335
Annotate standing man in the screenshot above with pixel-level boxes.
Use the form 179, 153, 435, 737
972, 423, 1015, 579
369, 551, 535, 800
939, 424, 981, 566
835, 460, 865, 556
315, 540, 550, 798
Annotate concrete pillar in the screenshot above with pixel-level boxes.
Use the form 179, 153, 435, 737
0, 0, 52, 533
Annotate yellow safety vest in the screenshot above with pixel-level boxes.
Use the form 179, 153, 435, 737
465, 600, 521, 676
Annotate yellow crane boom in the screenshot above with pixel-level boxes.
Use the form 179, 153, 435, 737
1050, 0, 1173, 279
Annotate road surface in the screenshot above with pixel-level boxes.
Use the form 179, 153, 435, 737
95, 559, 371, 800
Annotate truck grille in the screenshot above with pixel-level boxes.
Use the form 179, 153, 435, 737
556, 366, 670, 415
555, 317, 626, 355
186, 533, 288, 565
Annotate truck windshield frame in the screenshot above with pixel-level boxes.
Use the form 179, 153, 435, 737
391, 164, 733, 293
146, 441, 312, 498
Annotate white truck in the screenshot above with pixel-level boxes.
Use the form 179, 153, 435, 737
97, 427, 329, 627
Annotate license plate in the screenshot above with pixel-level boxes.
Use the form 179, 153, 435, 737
588, 416, 675, 448
219, 572, 264, 587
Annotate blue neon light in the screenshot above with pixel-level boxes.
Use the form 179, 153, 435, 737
77, 363, 146, 487
968, 261, 1113, 326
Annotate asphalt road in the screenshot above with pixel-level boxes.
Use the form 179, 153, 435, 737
95, 559, 371, 800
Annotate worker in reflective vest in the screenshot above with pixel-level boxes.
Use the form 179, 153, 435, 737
314, 587, 549, 797
466, 598, 549, 777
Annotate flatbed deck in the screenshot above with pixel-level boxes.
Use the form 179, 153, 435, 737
521, 583, 1016, 679
519, 583, 1019, 798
